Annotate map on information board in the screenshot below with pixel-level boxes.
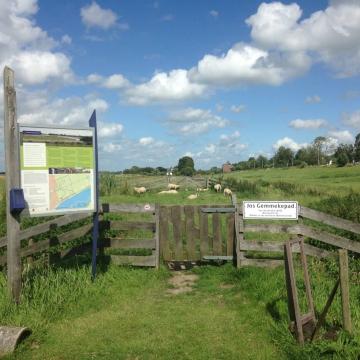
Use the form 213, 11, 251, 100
19, 125, 95, 216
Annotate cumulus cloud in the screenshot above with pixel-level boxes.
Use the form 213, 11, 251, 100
0, 0, 73, 85
230, 105, 246, 113
61, 34, 72, 45
81, 2, 119, 30
139, 137, 155, 145
246, 1, 360, 77
289, 118, 328, 129
193, 131, 247, 167
210, 10, 219, 18
342, 110, 360, 129
273, 137, 307, 152
189, 43, 311, 87
86, 73, 130, 89
305, 95, 321, 104
98, 122, 123, 138
125, 69, 206, 105
328, 130, 354, 144
166, 107, 229, 136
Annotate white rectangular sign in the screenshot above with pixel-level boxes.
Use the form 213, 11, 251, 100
243, 201, 298, 220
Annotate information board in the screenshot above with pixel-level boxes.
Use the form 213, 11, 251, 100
243, 201, 298, 220
19, 125, 96, 216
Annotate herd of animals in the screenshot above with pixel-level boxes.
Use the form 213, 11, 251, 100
133, 183, 232, 199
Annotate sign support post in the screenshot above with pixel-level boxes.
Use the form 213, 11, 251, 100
3, 67, 22, 303
89, 110, 99, 280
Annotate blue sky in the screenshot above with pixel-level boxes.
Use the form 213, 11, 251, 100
1, 0, 360, 170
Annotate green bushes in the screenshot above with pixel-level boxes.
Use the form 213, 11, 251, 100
100, 173, 132, 196
224, 177, 260, 195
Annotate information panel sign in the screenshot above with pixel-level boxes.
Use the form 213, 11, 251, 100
19, 125, 96, 216
243, 201, 298, 220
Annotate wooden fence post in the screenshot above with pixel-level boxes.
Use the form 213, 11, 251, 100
339, 249, 352, 333
3, 66, 22, 303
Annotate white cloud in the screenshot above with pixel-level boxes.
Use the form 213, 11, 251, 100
166, 107, 229, 136
290, 118, 328, 129
61, 34, 72, 45
102, 74, 129, 89
230, 105, 246, 113
328, 130, 354, 144
98, 122, 123, 138
246, 1, 360, 77
342, 110, 360, 129
0, 0, 73, 85
80, 1, 119, 30
139, 137, 155, 146
87, 73, 104, 84
273, 137, 307, 152
125, 69, 206, 105
7, 51, 72, 84
189, 42, 311, 87
305, 95, 321, 104
17, 92, 109, 127
210, 10, 219, 18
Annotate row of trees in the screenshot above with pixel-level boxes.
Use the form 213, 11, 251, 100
232, 134, 360, 170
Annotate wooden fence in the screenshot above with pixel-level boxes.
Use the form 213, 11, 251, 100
0, 201, 359, 268
0, 203, 160, 269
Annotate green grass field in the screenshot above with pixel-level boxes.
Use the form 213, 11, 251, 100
0, 167, 359, 359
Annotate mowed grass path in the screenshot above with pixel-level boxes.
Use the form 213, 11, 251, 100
5, 265, 283, 360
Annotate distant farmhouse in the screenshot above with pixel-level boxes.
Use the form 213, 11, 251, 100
222, 163, 233, 173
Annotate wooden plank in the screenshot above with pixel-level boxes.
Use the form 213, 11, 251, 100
4, 67, 22, 302
239, 240, 330, 258
109, 238, 155, 249
184, 206, 196, 259
159, 206, 171, 261
171, 206, 183, 260
299, 237, 315, 321
284, 241, 304, 344
111, 254, 156, 267
226, 214, 235, 257
200, 206, 209, 257
154, 204, 160, 269
339, 249, 352, 333
102, 203, 155, 213
311, 279, 340, 341
300, 206, 360, 235
110, 221, 155, 231
203, 255, 233, 261
193, 206, 201, 260
15, 213, 89, 244
300, 225, 360, 254
212, 213, 222, 255
244, 224, 301, 234
20, 224, 92, 258
201, 208, 235, 213
239, 258, 283, 268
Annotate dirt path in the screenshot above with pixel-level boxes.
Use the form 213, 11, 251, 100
166, 272, 199, 295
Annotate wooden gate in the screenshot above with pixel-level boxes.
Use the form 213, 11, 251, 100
159, 205, 235, 261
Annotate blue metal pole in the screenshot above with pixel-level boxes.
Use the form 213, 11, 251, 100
89, 110, 99, 280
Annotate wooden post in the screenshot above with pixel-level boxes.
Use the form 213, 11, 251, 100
3, 66, 22, 303
154, 204, 160, 269
339, 249, 352, 333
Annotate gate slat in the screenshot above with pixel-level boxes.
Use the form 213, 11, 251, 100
200, 206, 209, 257
172, 206, 183, 260
185, 206, 196, 259
226, 214, 235, 257
160, 206, 171, 260
213, 213, 222, 255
